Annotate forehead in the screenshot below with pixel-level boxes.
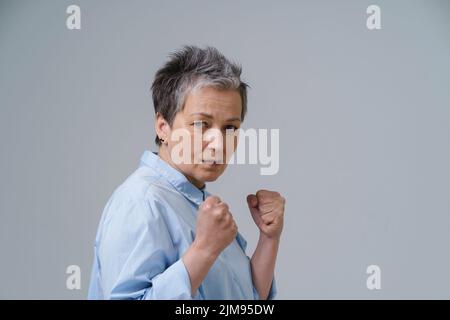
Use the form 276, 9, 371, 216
182, 86, 242, 118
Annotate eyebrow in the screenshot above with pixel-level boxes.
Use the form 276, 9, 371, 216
190, 112, 241, 122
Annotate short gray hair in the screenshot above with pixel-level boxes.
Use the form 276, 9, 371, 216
151, 45, 249, 145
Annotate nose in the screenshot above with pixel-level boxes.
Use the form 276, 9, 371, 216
203, 128, 224, 162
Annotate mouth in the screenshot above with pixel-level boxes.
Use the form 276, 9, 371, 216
201, 160, 220, 166
202, 160, 217, 164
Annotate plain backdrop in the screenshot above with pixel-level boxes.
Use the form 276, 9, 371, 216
1, 0, 449, 299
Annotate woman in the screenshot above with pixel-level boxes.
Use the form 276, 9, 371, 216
88, 46, 285, 299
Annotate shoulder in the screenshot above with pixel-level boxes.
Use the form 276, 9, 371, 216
97, 168, 178, 245
102, 166, 182, 222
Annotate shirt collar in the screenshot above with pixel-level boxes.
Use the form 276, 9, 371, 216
140, 150, 210, 206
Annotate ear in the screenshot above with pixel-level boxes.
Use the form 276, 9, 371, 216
155, 112, 170, 142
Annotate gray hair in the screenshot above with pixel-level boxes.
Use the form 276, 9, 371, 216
151, 45, 249, 145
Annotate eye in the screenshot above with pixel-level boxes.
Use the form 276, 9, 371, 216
224, 125, 238, 134
193, 120, 208, 129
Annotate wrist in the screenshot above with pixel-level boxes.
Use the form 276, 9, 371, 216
258, 232, 281, 245
192, 239, 220, 263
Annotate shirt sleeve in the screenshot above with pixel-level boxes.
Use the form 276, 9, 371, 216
97, 189, 196, 300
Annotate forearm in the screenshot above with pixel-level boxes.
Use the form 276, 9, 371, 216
182, 241, 218, 297
250, 234, 280, 300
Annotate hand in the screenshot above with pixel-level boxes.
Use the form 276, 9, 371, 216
194, 195, 238, 257
247, 190, 285, 239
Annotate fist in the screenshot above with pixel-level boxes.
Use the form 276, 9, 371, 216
194, 195, 238, 257
247, 190, 285, 239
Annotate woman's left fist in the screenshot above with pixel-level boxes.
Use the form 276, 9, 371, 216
247, 190, 285, 239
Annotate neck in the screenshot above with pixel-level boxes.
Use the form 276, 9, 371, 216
158, 145, 205, 190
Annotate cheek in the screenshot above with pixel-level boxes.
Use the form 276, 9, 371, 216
189, 130, 209, 154
225, 134, 238, 149
167, 130, 200, 162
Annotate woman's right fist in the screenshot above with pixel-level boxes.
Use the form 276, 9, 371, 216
194, 195, 238, 257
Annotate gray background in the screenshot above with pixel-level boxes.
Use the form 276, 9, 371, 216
1, 0, 449, 299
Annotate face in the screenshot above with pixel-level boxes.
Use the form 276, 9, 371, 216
156, 86, 242, 189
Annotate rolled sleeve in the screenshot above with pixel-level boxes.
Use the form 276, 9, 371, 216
143, 258, 195, 300
97, 190, 197, 300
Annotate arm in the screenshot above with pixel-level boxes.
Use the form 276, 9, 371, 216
247, 190, 285, 300
182, 195, 238, 297
250, 234, 280, 300
182, 242, 218, 296
98, 193, 237, 299
97, 193, 196, 300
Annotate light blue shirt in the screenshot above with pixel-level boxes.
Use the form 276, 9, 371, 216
88, 150, 276, 300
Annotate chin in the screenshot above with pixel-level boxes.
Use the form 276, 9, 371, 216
203, 175, 220, 182
198, 166, 226, 182
200, 172, 221, 182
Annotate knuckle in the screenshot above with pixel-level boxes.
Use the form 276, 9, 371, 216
215, 209, 226, 219
207, 195, 221, 203
217, 202, 229, 212
201, 202, 212, 211
259, 189, 271, 196
223, 214, 231, 225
